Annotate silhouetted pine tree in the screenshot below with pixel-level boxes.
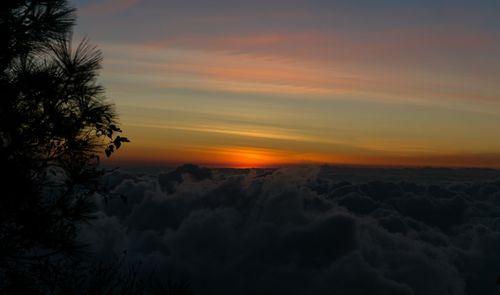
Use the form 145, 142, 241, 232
0, 1, 128, 292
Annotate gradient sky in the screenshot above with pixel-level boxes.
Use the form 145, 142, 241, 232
70, 0, 500, 168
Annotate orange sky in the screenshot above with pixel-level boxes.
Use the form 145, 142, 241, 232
73, 0, 500, 168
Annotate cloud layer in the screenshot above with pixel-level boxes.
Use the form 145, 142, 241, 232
80, 165, 500, 294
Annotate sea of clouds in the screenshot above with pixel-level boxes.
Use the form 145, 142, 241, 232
79, 165, 500, 294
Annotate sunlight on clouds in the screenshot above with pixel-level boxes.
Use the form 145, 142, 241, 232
123, 121, 453, 155
95, 41, 500, 168
101, 43, 500, 111
206, 146, 290, 168
69, 0, 500, 168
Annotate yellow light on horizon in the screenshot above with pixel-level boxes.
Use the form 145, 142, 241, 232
211, 147, 283, 168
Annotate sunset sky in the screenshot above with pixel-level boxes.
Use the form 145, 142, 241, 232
70, 0, 500, 168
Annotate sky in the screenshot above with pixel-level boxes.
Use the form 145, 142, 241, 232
70, 0, 500, 168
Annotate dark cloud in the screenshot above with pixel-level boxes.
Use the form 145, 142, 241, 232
158, 164, 212, 194
80, 166, 500, 294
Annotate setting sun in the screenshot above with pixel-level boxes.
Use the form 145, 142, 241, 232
5, 1, 500, 294
210, 147, 284, 168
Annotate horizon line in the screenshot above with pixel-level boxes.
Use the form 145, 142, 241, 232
101, 159, 500, 171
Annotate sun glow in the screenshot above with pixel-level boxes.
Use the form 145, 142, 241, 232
210, 147, 284, 168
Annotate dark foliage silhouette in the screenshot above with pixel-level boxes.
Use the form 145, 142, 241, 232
0, 0, 129, 292
80, 252, 193, 295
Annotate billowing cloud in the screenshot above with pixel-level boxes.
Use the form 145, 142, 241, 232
80, 166, 500, 294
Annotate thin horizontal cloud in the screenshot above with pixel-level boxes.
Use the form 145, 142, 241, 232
123, 121, 458, 157
126, 122, 316, 143
146, 27, 499, 60
102, 42, 500, 109
70, 0, 500, 168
